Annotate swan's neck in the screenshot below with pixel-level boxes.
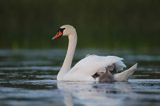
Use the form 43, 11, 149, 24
57, 33, 77, 80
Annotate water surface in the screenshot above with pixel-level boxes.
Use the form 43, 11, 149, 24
0, 49, 160, 106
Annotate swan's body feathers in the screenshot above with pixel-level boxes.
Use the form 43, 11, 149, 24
63, 55, 126, 81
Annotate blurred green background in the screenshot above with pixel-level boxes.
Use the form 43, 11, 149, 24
0, 0, 160, 52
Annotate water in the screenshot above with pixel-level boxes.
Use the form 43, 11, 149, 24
0, 49, 160, 106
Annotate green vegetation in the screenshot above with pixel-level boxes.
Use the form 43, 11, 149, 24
0, 0, 159, 52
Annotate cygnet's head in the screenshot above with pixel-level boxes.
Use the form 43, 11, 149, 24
52, 25, 76, 40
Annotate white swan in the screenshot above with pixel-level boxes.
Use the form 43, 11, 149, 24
52, 25, 137, 82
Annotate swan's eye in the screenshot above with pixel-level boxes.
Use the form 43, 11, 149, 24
58, 28, 65, 33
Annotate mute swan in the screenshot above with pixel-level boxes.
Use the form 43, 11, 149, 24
52, 25, 137, 82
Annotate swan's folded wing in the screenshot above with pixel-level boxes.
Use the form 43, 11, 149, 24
115, 60, 126, 71
68, 55, 126, 76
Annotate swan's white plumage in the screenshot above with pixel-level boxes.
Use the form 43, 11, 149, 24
62, 55, 126, 81
54, 25, 137, 81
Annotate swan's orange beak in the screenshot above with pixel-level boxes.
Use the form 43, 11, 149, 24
52, 31, 63, 40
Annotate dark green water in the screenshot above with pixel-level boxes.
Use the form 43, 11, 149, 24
0, 49, 160, 106
0, 0, 160, 50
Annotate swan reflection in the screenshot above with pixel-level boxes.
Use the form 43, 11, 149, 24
57, 82, 133, 106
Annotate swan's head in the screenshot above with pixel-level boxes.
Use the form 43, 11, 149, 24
52, 25, 76, 40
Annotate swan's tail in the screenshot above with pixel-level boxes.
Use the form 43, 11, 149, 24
113, 63, 138, 81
